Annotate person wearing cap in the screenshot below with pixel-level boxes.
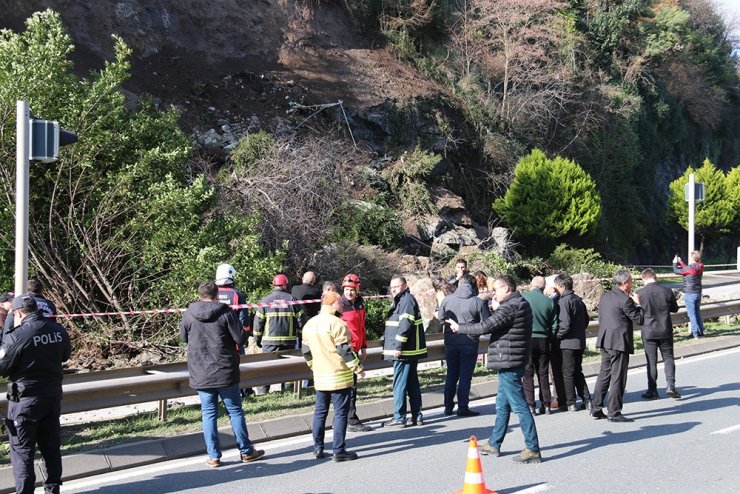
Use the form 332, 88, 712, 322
0, 294, 71, 494
292, 271, 323, 320
339, 273, 371, 432
302, 291, 365, 461
3, 278, 57, 336
215, 263, 252, 351
180, 282, 265, 468
253, 273, 305, 394
0, 293, 13, 332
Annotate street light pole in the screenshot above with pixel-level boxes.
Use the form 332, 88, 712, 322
688, 172, 695, 256
15, 100, 30, 296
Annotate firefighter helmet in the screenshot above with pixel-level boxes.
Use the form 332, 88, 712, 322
215, 264, 236, 286
273, 273, 289, 286
342, 273, 361, 289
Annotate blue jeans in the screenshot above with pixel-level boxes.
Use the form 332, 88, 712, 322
444, 344, 478, 412
313, 388, 351, 454
392, 360, 422, 421
684, 292, 704, 336
489, 366, 539, 452
197, 384, 255, 459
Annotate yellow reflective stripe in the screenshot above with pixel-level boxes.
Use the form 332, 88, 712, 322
313, 370, 354, 388
382, 349, 398, 356
401, 348, 427, 356
386, 321, 399, 327
395, 335, 408, 342
267, 311, 297, 316
261, 336, 297, 341
399, 313, 416, 321
255, 312, 266, 319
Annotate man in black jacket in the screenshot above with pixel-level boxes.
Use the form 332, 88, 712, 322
0, 294, 70, 494
291, 271, 323, 320
554, 274, 592, 412
448, 275, 542, 464
180, 282, 265, 468
2, 278, 57, 340
637, 268, 681, 400
592, 270, 644, 423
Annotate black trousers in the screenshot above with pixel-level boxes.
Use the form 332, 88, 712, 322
523, 338, 551, 407
549, 339, 566, 406
643, 338, 676, 392
561, 348, 591, 407
7, 396, 62, 494
592, 348, 629, 417
348, 373, 362, 425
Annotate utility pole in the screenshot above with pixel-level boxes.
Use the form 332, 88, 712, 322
688, 172, 695, 256
15, 101, 30, 296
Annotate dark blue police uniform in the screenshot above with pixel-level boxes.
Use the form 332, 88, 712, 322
0, 296, 71, 494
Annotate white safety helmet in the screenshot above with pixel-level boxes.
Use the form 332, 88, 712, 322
215, 263, 237, 286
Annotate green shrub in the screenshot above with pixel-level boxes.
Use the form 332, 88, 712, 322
364, 296, 392, 341
231, 131, 275, 173
330, 202, 404, 249
382, 146, 441, 216
548, 244, 625, 280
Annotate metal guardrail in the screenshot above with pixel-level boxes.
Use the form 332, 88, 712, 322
1, 300, 738, 415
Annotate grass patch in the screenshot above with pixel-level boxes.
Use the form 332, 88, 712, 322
1, 321, 737, 465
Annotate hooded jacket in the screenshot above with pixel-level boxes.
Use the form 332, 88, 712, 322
180, 300, 242, 389
457, 291, 532, 371
673, 260, 703, 294
438, 282, 491, 347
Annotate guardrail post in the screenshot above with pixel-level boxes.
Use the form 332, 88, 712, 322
158, 399, 168, 421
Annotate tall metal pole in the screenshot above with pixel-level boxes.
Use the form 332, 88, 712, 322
688, 172, 695, 256
15, 100, 30, 296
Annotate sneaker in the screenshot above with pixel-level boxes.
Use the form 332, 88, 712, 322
385, 418, 407, 428
333, 450, 359, 462
480, 441, 500, 457
313, 450, 326, 459
512, 448, 542, 464
666, 388, 682, 399
456, 409, 480, 417
240, 449, 265, 463
567, 404, 577, 412
205, 458, 221, 468
584, 401, 593, 412
641, 391, 659, 400
410, 413, 424, 426
348, 423, 372, 432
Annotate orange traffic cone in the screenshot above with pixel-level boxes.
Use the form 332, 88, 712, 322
454, 436, 498, 494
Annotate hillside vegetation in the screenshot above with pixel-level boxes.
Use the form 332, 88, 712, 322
0, 1, 738, 367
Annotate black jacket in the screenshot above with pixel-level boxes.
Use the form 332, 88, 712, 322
2, 292, 57, 335
291, 283, 323, 319
457, 291, 532, 371
253, 289, 305, 347
383, 289, 427, 361
438, 282, 491, 347
636, 282, 678, 340
556, 290, 589, 350
0, 312, 71, 398
596, 288, 644, 354
180, 301, 242, 389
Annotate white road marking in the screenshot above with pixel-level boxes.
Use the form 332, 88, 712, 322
710, 424, 740, 435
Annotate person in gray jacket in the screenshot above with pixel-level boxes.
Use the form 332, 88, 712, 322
438, 274, 491, 416
180, 282, 265, 468
447, 275, 542, 464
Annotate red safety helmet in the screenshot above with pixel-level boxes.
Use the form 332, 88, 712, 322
273, 274, 289, 286
341, 273, 361, 289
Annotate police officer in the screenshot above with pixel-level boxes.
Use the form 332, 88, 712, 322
0, 294, 71, 494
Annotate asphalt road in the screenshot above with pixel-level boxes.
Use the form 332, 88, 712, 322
58, 347, 740, 494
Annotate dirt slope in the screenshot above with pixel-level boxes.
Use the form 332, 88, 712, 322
0, 0, 439, 130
